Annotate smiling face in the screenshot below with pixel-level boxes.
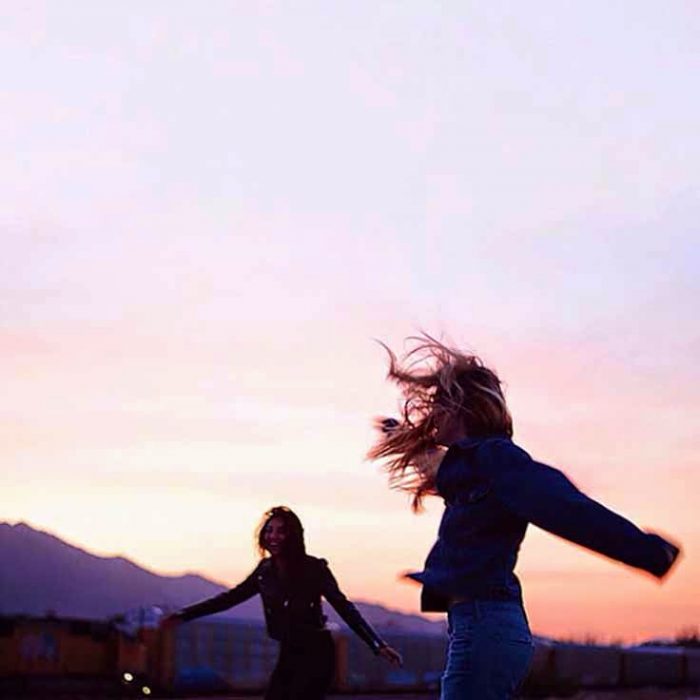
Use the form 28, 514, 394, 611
262, 516, 288, 557
256, 506, 306, 562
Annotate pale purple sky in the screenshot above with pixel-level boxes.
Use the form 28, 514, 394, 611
2, 1, 699, 641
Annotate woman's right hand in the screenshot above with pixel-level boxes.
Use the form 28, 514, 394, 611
375, 416, 401, 435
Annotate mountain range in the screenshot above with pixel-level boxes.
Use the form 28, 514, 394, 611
0, 521, 443, 636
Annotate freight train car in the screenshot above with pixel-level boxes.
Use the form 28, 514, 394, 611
2, 613, 700, 696
163, 620, 700, 694
0, 614, 159, 696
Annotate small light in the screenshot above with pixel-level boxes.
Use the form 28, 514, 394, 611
142, 686, 151, 696
123, 672, 134, 682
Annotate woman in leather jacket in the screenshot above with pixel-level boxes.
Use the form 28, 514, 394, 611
369, 334, 681, 700
166, 506, 401, 700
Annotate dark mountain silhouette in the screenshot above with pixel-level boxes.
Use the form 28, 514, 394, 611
0, 522, 443, 636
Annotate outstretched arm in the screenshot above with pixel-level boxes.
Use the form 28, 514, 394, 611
487, 440, 680, 578
172, 565, 261, 623
319, 559, 401, 665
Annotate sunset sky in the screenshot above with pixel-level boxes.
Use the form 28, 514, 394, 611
2, 1, 699, 643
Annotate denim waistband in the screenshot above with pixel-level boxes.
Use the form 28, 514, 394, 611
449, 597, 524, 614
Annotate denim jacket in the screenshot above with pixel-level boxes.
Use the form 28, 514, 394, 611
408, 436, 676, 612
176, 555, 386, 653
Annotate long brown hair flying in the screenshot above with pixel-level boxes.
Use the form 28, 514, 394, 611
368, 334, 512, 511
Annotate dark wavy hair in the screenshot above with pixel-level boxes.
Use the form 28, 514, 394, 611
368, 334, 512, 511
256, 506, 307, 562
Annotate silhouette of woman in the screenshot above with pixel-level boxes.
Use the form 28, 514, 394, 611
369, 335, 680, 700
165, 506, 401, 700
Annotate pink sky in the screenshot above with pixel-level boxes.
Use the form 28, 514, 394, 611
2, 1, 699, 642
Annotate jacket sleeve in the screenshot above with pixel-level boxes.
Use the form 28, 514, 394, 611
318, 559, 387, 654
176, 565, 260, 622
486, 440, 678, 578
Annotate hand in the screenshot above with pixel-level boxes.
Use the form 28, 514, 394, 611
375, 416, 401, 435
660, 539, 682, 579
378, 644, 403, 667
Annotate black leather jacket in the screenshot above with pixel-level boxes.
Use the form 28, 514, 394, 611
176, 555, 386, 654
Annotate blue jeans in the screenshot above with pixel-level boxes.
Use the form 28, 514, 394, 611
440, 600, 534, 700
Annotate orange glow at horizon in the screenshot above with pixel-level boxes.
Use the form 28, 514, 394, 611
3, 322, 698, 643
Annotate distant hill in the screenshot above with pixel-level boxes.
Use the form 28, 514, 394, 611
0, 522, 443, 636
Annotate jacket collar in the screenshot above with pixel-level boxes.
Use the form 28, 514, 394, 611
451, 433, 511, 450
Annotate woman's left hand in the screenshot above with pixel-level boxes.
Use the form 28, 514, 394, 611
378, 644, 403, 666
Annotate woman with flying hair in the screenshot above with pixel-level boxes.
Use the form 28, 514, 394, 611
369, 335, 681, 699
165, 506, 402, 700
